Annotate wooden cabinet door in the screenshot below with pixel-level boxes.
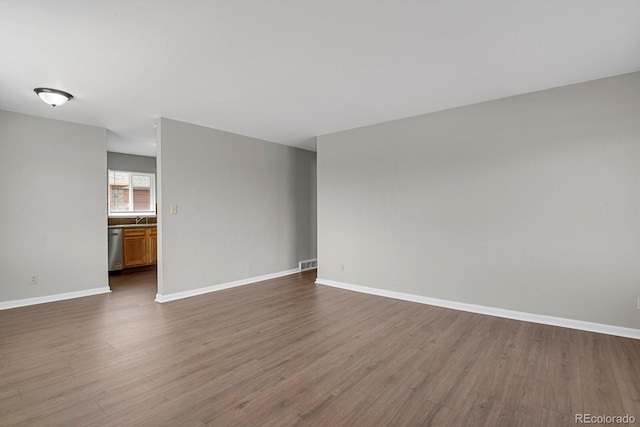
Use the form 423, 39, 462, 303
123, 228, 148, 267
123, 236, 147, 267
148, 228, 157, 265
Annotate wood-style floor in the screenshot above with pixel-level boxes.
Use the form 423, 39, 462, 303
1, 269, 639, 426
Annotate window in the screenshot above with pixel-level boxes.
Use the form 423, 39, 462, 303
108, 170, 156, 216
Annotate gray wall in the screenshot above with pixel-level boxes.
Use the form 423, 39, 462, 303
107, 151, 156, 174
157, 118, 316, 296
309, 149, 317, 259
317, 72, 640, 330
0, 110, 108, 302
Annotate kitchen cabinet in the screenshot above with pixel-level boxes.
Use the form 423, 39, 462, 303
123, 226, 157, 268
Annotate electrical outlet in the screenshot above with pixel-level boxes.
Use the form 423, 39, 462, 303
340, 264, 345, 272
30, 274, 38, 285
637, 297, 640, 311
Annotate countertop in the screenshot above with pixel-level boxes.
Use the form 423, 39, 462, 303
108, 223, 157, 229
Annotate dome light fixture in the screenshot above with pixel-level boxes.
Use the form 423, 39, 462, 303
34, 87, 74, 107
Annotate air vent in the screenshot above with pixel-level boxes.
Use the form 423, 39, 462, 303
299, 259, 318, 271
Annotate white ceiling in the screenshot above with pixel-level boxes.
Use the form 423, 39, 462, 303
2, 1, 640, 156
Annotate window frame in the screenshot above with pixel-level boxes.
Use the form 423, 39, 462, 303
108, 169, 157, 217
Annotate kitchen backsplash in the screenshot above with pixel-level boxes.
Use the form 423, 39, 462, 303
108, 217, 157, 226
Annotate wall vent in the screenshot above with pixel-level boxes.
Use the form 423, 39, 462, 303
299, 259, 318, 271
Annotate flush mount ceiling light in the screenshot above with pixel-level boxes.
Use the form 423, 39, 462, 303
34, 87, 74, 107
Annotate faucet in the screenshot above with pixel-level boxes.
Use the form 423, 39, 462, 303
135, 215, 148, 224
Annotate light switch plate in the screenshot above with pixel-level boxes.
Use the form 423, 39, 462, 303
170, 204, 178, 214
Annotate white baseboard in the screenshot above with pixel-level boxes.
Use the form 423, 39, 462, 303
0, 287, 112, 310
155, 268, 300, 303
315, 278, 640, 340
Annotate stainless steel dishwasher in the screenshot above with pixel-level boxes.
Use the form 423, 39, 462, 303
108, 227, 123, 271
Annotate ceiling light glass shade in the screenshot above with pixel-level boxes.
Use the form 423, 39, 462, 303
34, 88, 73, 107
